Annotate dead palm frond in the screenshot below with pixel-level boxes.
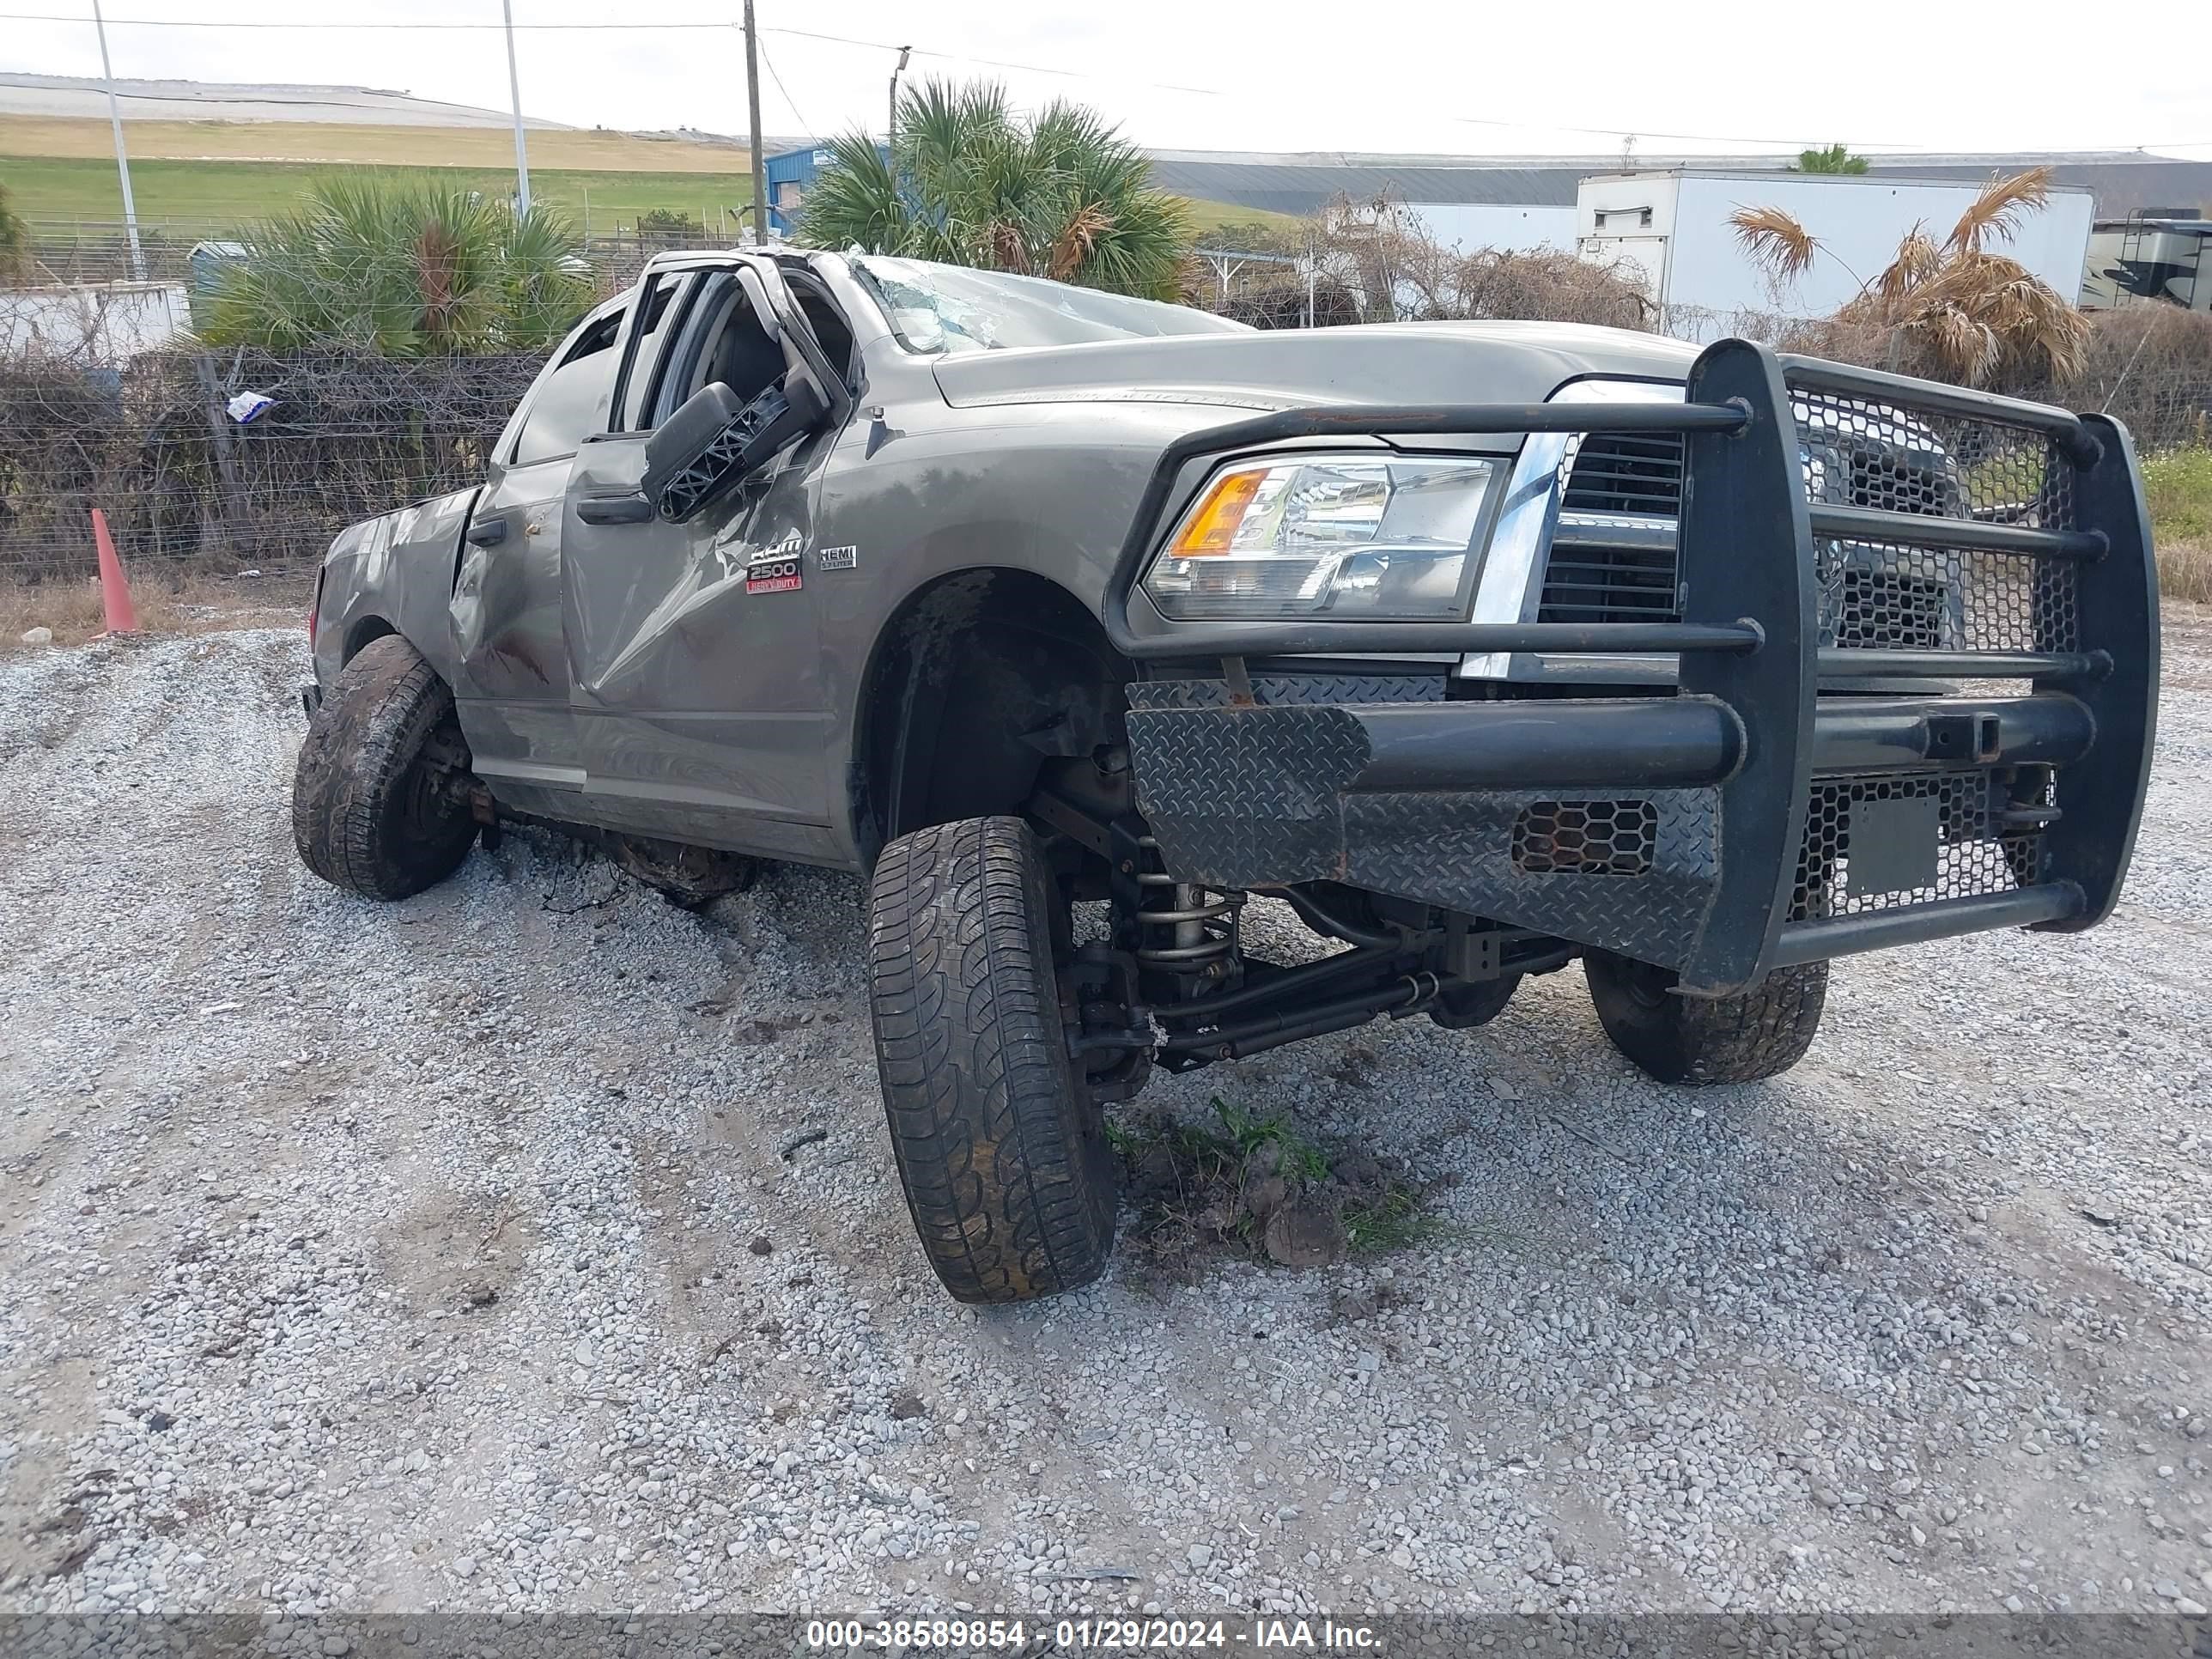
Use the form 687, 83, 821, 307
1915, 303, 2003, 384
1735, 168, 2086, 386
1873, 223, 1942, 306
1730, 204, 1818, 283
1919, 250, 2088, 380
984, 218, 1030, 274
1048, 202, 1114, 282
1945, 167, 2052, 256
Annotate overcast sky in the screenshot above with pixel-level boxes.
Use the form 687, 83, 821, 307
7, 0, 2209, 161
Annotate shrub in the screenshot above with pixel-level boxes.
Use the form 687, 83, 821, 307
199, 173, 594, 357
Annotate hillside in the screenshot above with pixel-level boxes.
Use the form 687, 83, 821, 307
0, 115, 747, 172
0, 70, 578, 128
0, 114, 1293, 242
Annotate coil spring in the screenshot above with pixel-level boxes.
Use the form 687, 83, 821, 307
1133, 835, 1243, 972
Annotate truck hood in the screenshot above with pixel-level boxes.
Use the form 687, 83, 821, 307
930, 320, 1702, 413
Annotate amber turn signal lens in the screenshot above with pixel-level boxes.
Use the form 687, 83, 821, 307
1166, 469, 1263, 556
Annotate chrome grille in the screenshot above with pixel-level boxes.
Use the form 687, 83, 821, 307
1535, 537, 1676, 625
1537, 433, 1685, 625
1558, 431, 1684, 515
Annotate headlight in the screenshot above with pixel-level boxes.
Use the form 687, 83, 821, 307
1141, 453, 1500, 622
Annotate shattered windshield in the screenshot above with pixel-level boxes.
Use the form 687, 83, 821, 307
850, 255, 1249, 354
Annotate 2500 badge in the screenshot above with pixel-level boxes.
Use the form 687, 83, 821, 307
745, 538, 804, 595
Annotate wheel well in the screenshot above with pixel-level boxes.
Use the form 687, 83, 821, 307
851, 569, 1130, 866
342, 615, 398, 664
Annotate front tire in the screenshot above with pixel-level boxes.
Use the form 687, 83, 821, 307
292, 635, 477, 901
1584, 951, 1827, 1085
866, 817, 1117, 1304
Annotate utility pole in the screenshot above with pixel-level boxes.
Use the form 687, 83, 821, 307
501, 0, 532, 216
742, 0, 768, 243
90, 0, 144, 282
888, 46, 911, 146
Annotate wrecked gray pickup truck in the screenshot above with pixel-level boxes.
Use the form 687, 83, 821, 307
293, 246, 2159, 1304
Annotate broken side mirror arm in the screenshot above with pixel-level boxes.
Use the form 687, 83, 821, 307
640, 373, 829, 525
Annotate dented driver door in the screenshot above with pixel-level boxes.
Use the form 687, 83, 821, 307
447, 295, 635, 819
556, 256, 850, 862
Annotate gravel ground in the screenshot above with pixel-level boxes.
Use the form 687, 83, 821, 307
3, 622, 2211, 1624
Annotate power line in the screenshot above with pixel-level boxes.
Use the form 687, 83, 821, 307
754, 39, 811, 140
1449, 113, 1938, 153
0, 10, 726, 26
757, 23, 1224, 96
2, 11, 2204, 154
0, 11, 1229, 96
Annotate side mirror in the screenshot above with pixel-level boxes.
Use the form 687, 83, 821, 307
641, 374, 828, 524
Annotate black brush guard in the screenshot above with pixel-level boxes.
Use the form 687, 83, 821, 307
1103, 339, 2159, 995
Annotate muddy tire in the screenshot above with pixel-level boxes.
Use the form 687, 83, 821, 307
292, 635, 477, 901
866, 817, 1116, 1304
1584, 951, 1827, 1085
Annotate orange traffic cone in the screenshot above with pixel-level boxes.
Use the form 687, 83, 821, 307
92, 507, 139, 635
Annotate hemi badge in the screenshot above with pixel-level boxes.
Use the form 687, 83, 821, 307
817, 544, 858, 571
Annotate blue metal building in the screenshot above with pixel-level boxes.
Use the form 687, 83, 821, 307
762, 143, 888, 237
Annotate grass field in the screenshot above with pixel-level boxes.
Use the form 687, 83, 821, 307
0, 114, 1295, 241
2, 154, 757, 235
2148, 447, 2212, 602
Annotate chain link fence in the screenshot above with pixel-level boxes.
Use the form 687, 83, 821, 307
1, 344, 540, 576
0, 223, 678, 580
5, 230, 2209, 582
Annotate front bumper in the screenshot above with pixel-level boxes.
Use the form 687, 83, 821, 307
1108, 343, 2158, 994
1126, 679, 2093, 985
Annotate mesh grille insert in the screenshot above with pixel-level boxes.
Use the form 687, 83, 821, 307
1814, 537, 2079, 653
1511, 799, 1659, 876
1790, 389, 2077, 528
1531, 386, 2085, 655
1792, 770, 2049, 921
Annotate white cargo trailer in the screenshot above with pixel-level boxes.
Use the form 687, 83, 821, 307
1578, 169, 2095, 340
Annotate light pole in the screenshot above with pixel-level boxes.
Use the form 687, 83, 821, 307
90, 0, 144, 282
887, 46, 911, 145
501, 0, 532, 216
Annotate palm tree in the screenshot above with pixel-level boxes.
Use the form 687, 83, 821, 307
1730, 167, 2087, 383
1795, 144, 1869, 175
794, 79, 1194, 301
199, 174, 594, 356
